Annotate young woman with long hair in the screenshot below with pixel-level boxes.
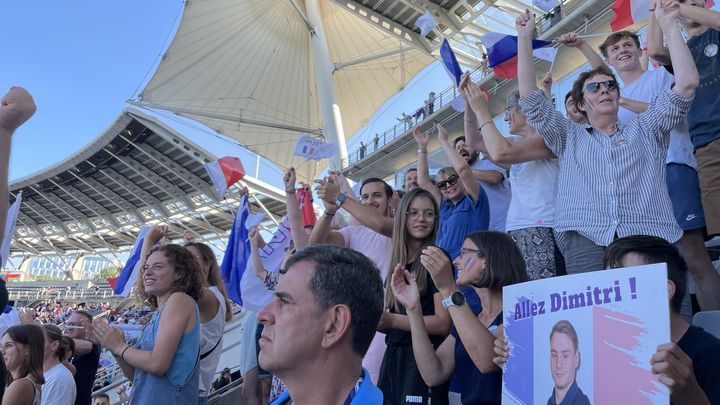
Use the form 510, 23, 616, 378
377, 188, 451, 405
2, 324, 45, 405
183, 241, 232, 405
92, 239, 204, 404
392, 231, 528, 404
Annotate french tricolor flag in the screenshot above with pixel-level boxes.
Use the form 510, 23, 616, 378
481, 33, 553, 79
205, 156, 246, 197
113, 226, 150, 296
611, 0, 715, 31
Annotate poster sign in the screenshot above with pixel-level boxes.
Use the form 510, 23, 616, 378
502, 264, 670, 404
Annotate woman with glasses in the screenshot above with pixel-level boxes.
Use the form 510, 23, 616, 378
390, 231, 528, 405
377, 188, 452, 405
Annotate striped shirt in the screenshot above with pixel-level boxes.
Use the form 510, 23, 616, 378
519, 89, 692, 246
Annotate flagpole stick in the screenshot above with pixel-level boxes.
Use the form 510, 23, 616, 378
550, 55, 556, 74
575, 32, 613, 39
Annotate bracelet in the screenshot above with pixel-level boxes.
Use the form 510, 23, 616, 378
418, 148, 427, 154
285, 188, 296, 194
478, 121, 493, 132
324, 211, 336, 217
120, 344, 130, 360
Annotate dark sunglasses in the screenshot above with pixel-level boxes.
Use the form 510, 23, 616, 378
437, 175, 459, 190
584, 80, 619, 94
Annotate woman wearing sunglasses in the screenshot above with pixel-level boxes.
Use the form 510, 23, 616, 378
390, 231, 528, 405
377, 188, 452, 405
413, 123, 490, 281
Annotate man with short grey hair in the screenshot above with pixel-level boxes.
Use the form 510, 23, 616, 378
259, 245, 385, 404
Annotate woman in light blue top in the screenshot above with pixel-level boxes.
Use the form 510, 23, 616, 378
93, 233, 203, 404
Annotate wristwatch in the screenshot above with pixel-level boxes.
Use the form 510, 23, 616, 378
442, 290, 465, 309
336, 192, 348, 208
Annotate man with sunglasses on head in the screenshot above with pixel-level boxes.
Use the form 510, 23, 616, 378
514, 2, 699, 275
556, 25, 720, 311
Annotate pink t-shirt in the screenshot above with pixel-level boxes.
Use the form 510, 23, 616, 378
338, 225, 392, 383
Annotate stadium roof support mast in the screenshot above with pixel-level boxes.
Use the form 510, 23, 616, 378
303, 0, 348, 170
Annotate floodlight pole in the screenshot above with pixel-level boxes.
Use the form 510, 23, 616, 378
305, 0, 348, 170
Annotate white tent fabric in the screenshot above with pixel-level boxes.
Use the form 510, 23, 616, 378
139, 0, 434, 180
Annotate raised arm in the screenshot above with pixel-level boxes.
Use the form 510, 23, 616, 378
282, 168, 310, 249
413, 127, 442, 205
390, 265, 455, 386
517, 9, 539, 98
555, 32, 607, 69
248, 227, 268, 281
674, 0, 720, 30
656, 1, 700, 98
438, 123, 480, 203
316, 176, 393, 237
646, 0, 673, 65
94, 293, 197, 378
463, 81, 554, 164
0, 87, 36, 248
420, 247, 499, 373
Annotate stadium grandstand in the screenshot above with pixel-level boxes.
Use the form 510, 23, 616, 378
3, 0, 720, 404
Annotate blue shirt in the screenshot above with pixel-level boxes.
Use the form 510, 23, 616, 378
131, 302, 200, 405
450, 312, 503, 405
686, 27, 720, 149
547, 380, 590, 405
437, 191, 490, 261
271, 368, 384, 405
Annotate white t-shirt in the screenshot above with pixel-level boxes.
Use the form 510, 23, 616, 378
199, 286, 227, 395
41, 363, 77, 405
618, 68, 697, 168
472, 158, 512, 231
505, 153, 559, 232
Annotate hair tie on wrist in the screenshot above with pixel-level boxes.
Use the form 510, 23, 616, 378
479, 121, 493, 132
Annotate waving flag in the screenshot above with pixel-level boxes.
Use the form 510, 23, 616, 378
440, 38, 463, 87
533, 0, 559, 12
416, 9, 438, 37
113, 226, 150, 296
240, 217, 293, 311
205, 156, 246, 197
611, 0, 715, 31
481, 33, 552, 78
293, 134, 339, 160
220, 196, 251, 305
1, 193, 22, 268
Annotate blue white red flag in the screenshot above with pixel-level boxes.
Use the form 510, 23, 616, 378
480, 33, 552, 78
113, 226, 150, 296
220, 196, 251, 305
293, 135, 338, 160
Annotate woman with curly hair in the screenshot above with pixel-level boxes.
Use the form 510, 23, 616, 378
92, 226, 203, 404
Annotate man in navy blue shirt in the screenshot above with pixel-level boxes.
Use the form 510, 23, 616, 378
547, 320, 591, 405
605, 235, 720, 404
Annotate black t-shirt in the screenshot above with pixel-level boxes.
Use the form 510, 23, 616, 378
676, 325, 720, 405
71, 342, 101, 405
385, 263, 443, 347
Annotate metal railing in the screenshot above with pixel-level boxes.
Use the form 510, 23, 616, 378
343, 0, 580, 167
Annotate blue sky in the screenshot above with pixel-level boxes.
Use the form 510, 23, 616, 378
1, 0, 453, 185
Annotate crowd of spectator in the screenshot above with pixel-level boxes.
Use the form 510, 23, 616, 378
1, 1, 720, 404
